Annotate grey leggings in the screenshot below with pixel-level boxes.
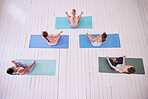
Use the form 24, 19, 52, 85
17, 62, 35, 74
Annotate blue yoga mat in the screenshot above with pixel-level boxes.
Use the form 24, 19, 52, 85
55, 16, 92, 29
29, 35, 69, 48
15, 59, 56, 75
79, 34, 121, 48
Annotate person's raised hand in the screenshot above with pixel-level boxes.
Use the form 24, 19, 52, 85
81, 11, 84, 15
123, 56, 126, 58
60, 31, 63, 33
106, 56, 109, 59
34, 60, 36, 63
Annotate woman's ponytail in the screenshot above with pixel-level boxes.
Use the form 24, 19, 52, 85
42, 31, 50, 42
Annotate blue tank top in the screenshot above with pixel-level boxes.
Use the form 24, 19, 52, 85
116, 64, 126, 72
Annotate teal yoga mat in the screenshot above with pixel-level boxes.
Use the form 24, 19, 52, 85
55, 16, 92, 29
15, 59, 56, 75
98, 57, 145, 74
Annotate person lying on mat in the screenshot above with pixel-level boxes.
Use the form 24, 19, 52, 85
66, 9, 83, 28
86, 32, 107, 47
7, 60, 36, 75
42, 31, 63, 45
106, 56, 136, 74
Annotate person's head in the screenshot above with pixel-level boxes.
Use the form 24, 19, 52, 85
101, 32, 107, 42
42, 31, 50, 42
126, 65, 136, 74
7, 67, 15, 75
72, 9, 76, 16
42, 31, 48, 38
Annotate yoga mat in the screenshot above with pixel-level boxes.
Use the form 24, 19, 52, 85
98, 57, 145, 74
79, 34, 121, 48
15, 59, 56, 75
55, 16, 92, 29
29, 35, 69, 48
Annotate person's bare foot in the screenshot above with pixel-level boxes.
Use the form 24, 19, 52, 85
86, 33, 88, 35
81, 11, 84, 15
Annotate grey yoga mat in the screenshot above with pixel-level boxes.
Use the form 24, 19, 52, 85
98, 57, 145, 74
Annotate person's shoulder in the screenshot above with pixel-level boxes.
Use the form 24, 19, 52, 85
116, 68, 122, 73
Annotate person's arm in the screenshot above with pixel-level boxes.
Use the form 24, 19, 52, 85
65, 12, 71, 17
12, 60, 18, 68
42, 37, 53, 44
24, 60, 36, 71
123, 56, 126, 65
106, 56, 118, 71
42, 37, 48, 41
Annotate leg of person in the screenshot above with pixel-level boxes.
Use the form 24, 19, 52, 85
25, 63, 36, 74
16, 62, 26, 68
116, 57, 123, 64
49, 33, 61, 45
50, 33, 60, 41
86, 33, 96, 43
109, 58, 117, 66
53, 35, 60, 45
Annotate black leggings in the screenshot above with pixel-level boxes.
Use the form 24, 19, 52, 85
109, 57, 123, 66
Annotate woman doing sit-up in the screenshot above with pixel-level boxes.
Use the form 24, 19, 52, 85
7, 60, 36, 75
42, 31, 63, 45
86, 32, 107, 47
106, 56, 136, 74
66, 9, 83, 28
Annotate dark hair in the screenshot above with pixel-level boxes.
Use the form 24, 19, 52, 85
127, 67, 136, 74
7, 68, 14, 75
42, 31, 50, 42
101, 32, 107, 42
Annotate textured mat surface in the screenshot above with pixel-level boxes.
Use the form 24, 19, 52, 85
29, 35, 69, 49
55, 16, 92, 29
79, 34, 121, 48
15, 59, 56, 75
99, 57, 145, 74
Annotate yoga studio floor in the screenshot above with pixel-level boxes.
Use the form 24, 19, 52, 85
0, 0, 148, 99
